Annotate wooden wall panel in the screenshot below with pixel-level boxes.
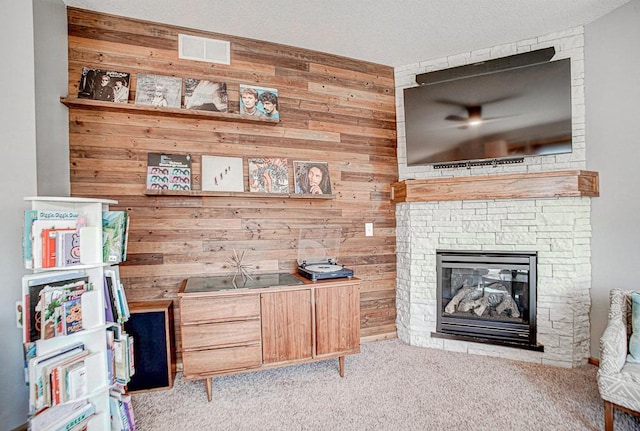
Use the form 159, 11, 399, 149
65, 8, 398, 359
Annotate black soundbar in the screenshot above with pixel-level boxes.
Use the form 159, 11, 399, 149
415, 47, 556, 85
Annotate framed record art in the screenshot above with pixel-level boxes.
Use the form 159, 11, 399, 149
239, 85, 279, 119
248, 157, 289, 193
135, 74, 182, 108
293, 161, 332, 195
78, 67, 130, 103
201, 155, 243, 191
183, 79, 228, 112
146, 153, 192, 191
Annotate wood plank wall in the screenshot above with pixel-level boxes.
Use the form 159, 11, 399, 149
65, 8, 398, 360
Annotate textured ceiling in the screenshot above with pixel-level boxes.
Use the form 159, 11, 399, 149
63, 0, 631, 66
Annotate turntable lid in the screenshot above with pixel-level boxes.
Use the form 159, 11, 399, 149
297, 225, 342, 265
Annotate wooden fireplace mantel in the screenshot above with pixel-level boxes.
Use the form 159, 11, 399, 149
390, 170, 599, 203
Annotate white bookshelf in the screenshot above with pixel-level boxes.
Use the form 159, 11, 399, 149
23, 196, 123, 431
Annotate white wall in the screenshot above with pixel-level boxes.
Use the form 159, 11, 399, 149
0, 1, 68, 427
585, 0, 640, 358
34, 0, 70, 196
0, 1, 37, 428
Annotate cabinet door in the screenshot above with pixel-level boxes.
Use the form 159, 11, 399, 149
261, 290, 312, 363
315, 283, 361, 356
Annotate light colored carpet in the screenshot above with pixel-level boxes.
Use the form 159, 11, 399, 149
131, 339, 640, 430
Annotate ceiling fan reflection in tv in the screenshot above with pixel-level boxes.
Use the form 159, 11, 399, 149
438, 95, 517, 129
403, 48, 573, 167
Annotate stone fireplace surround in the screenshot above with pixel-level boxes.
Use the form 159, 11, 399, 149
392, 27, 596, 368
393, 171, 598, 367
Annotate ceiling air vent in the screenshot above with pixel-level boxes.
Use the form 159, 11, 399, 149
178, 34, 230, 65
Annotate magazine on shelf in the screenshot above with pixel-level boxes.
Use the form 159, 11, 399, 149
183, 78, 228, 112
21, 271, 90, 344
146, 152, 192, 191
135, 73, 182, 108
39, 278, 89, 340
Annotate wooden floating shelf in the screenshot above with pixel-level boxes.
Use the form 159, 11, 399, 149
60, 97, 280, 125
391, 170, 599, 203
144, 189, 335, 199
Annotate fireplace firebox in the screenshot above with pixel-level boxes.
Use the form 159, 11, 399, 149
435, 250, 542, 350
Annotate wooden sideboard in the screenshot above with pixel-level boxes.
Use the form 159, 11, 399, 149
177, 273, 361, 401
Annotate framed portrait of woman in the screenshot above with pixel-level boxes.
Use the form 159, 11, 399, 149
293, 161, 332, 195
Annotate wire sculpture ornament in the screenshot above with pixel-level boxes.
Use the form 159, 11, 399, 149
226, 250, 254, 288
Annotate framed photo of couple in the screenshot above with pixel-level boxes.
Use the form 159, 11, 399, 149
239, 85, 279, 119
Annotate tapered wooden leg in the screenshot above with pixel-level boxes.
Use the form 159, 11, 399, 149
339, 356, 345, 377
604, 400, 614, 431
205, 377, 213, 402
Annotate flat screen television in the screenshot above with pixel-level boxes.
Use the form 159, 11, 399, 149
403, 58, 572, 166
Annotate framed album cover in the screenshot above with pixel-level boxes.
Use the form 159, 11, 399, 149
183, 79, 228, 112
248, 157, 289, 193
78, 67, 130, 103
293, 161, 332, 195
239, 85, 279, 119
135, 74, 182, 108
201, 155, 243, 191
146, 153, 192, 191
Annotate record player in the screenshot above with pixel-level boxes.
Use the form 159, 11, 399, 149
297, 225, 354, 282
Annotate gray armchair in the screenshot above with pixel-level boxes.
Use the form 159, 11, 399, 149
597, 289, 640, 430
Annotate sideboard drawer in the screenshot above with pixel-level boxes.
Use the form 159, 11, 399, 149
181, 295, 260, 323
182, 319, 261, 350
182, 344, 262, 376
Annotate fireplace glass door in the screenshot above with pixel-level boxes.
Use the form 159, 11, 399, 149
436, 250, 537, 348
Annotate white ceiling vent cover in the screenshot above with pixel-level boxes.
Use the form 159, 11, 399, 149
178, 34, 230, 65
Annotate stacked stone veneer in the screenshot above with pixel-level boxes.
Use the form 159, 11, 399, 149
394, 27, 593, 367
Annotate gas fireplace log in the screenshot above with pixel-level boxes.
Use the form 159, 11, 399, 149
495, 294, 521, 318
445, 282, 521, 318
445, 285, 478, 314
473, 298, 489, 316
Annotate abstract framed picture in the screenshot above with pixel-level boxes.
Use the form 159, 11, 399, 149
201, 155, 243, 191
